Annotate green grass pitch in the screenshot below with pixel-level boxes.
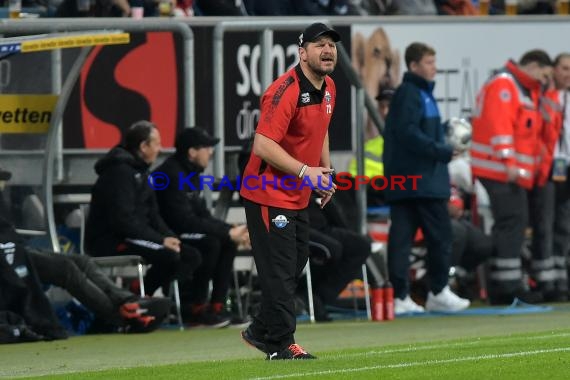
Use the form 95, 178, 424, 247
2, 307, 570, 379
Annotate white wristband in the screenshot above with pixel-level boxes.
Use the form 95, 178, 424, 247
298, 164, 308, 179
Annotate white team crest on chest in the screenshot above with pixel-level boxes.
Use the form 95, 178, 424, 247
272, 215, 289, 229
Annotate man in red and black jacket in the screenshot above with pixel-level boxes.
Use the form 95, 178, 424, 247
239, 23, 339, 360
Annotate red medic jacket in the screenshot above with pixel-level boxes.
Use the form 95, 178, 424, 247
471, 60, 542, 189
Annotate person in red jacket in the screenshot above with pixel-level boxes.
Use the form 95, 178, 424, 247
530, 53, 570, 302
471, 50, 553, 305
550, 53, 570, 300
528, 71, 565, 301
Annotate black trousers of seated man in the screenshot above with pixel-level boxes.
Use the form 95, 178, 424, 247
244, 199, 310, 354
179, 234, 236, 308
306, 227, 371, 306
28, 250, 137, 325
113, 240, 202, 297
450, 219, 493, 272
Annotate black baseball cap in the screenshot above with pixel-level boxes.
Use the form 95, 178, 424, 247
298, 23, 340, 47
175, 127, 220, 153
376, 87, 395, 102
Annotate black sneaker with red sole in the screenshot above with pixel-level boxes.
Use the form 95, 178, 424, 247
266, 344, 316, 360
120, 297, 172, 333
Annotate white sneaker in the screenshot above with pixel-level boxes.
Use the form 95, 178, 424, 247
425, 286, 470, 312
394, 295, 425, 315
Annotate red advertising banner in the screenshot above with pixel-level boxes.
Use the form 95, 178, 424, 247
63, 32, 185, 150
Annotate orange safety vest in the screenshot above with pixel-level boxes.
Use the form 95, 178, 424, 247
470, 60, 542, 190
536, 89, 563, 187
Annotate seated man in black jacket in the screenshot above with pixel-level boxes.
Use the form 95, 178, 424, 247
86, 120, 202, 298
0, 216, 170, 335
154, 127, 249, 327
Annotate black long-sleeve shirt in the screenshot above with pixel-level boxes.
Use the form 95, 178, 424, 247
154, 154, 231, 239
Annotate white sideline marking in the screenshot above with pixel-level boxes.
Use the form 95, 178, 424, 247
251, 347, 570, 380
337, 331, 570, 359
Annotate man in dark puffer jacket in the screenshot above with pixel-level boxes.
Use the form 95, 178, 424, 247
86, 120, 202, 297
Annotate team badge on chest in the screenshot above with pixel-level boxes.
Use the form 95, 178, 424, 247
272, 215, 289, 228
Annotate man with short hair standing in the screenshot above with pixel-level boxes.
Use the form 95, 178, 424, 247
531, 52, 570, 302
541, 53, 570, 300
384, 42, 470, 315
239, 23, 339, 360
471, 50, 553, 304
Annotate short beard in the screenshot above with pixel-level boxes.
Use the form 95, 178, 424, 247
308, 60, 334, 77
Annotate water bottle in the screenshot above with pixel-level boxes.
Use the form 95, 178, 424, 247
383, 281, 394, 321
371, 287, 384, 321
